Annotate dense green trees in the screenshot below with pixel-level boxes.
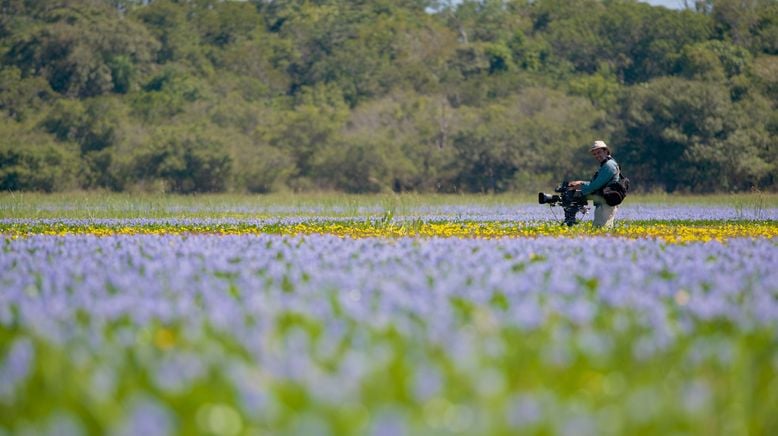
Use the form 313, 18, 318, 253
617, 76, 772, 192
0, 0, 775, 193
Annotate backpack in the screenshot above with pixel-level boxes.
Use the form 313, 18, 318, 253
602, 165, 629, 206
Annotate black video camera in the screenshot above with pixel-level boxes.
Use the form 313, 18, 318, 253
538, 181, 588, 226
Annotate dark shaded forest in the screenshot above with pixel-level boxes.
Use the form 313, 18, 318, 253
1, 0, 776, 194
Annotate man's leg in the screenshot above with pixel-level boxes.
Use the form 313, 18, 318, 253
590, 195, 617, 228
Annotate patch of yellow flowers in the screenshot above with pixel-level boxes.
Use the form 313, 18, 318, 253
2, 221, 777, 243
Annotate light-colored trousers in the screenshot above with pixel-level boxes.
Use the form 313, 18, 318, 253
588, 194, 617, 228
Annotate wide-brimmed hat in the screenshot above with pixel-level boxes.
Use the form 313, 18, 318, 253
590, 140, 609, 152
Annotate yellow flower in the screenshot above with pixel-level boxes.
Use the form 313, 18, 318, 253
154, 328, 176, 350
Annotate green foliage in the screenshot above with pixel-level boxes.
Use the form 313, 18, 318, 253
316, 138, 404, 193
441, 88, 600, 193
0, 67, 52, 121
130, 66, 208, 121
0, 116, 78, 192
567, 68, 622, 109
332, 92, 458, 192
752, 55, 778, 100
618, 77, 773, 192
132, 0, 204, 67
236, 144, 296, 194
679, 40, 752, 80
0, 0, 775, 193
602, 2, 713, 83
4, 0, 159, 98
43, 98, 118, 154
711, 0, 778, 54
258, 85, 350, 189
131, 127, 232, 194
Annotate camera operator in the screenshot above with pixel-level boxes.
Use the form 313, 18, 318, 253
568, 140, 620, 228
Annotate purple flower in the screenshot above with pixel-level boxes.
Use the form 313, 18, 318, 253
0, 337, 34, 402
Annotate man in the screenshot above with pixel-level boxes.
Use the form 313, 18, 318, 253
568, 140, 620, 228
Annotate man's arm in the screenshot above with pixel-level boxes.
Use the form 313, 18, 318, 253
581, 161, 617, 196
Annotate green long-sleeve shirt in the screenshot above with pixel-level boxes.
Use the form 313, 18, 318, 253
581, 158, 619, 196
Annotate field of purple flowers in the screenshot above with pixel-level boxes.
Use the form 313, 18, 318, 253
1, 227, 777, 435
1, 193, 777, 435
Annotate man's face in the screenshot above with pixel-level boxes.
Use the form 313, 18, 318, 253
591, 147, 608, 163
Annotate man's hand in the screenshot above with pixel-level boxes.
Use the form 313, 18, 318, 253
568, 181, 584, 189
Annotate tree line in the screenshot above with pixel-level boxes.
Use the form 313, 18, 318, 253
0, 0, 776, 194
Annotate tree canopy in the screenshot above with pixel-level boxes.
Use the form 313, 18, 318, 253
1, 0, 776, 193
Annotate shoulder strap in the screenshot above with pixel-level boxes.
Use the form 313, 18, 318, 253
610, 160, 621, 182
